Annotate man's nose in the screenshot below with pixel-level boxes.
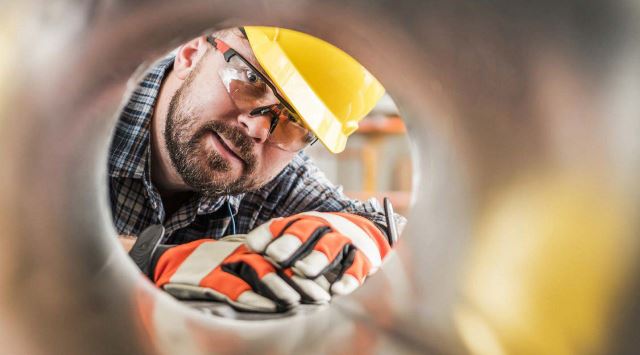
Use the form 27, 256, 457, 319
237, 111, 272, 144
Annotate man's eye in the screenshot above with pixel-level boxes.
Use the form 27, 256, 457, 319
285, 111, 302, 124
287, 113, 298, 123
246, 70, 260, 83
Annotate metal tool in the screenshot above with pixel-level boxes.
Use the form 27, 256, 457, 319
383, 197, 399, 247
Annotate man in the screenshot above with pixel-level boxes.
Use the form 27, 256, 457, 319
109, 26, 405, 312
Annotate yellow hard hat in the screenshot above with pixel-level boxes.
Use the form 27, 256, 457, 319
244, 26, 385, 154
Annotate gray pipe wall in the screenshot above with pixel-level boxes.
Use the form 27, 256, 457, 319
0, 0, 639, 354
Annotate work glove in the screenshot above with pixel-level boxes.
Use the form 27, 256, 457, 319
245, 212, 393, 304
150, 235, 302, 312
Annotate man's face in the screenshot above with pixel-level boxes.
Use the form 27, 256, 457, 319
164, 33, 297, 197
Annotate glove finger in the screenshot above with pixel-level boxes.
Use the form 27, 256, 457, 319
289, 275, 331, 304
292, 232, 351, 278
164, 274, 278, 313
246, 216, 331, 254
265, 224, 331, 267
276, 268, 331, 304
245, 216, 321, 253
298, 212, 384, 271
331, 251, 369, 296
314, 274, 332, 292
221, 252, 301, 307
245, 220, 278, 253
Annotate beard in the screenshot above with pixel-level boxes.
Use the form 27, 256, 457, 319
164, 69, 261, 197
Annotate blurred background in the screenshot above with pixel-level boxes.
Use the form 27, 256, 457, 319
307, 94, 413, 216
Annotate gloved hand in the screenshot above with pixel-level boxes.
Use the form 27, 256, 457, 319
245, 212, 392, 304
151, 235, 302, 313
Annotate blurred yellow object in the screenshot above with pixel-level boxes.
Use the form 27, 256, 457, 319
245, 26, 385, 153
456, 174, 635, 355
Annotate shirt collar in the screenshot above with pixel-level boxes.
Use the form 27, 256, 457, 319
197, 193, 244, 216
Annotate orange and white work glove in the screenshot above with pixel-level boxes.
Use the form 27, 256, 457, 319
245, 212, 392, 304
151, 236, 301, 313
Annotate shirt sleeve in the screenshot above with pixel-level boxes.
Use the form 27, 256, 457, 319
241, 152, 407, 237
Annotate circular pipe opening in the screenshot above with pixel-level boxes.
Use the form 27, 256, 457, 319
2, 1, 639, 354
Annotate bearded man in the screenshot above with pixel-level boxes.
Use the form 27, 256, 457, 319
109, 27, 405, 312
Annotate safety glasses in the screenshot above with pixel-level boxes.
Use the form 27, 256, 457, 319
206, 35, 317, 152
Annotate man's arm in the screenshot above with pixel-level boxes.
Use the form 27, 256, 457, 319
118, 235, 137, 252
245, 152, 407, 236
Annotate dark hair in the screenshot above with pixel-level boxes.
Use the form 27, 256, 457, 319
238, 27, 247, 38
213, 27, 247, 40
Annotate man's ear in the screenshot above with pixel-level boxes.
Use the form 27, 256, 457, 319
173, 36, 208, 81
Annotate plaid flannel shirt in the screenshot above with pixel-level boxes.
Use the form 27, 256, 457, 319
108, 56, 406, 244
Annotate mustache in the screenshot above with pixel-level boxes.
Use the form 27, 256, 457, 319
191, 121, 257, 172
